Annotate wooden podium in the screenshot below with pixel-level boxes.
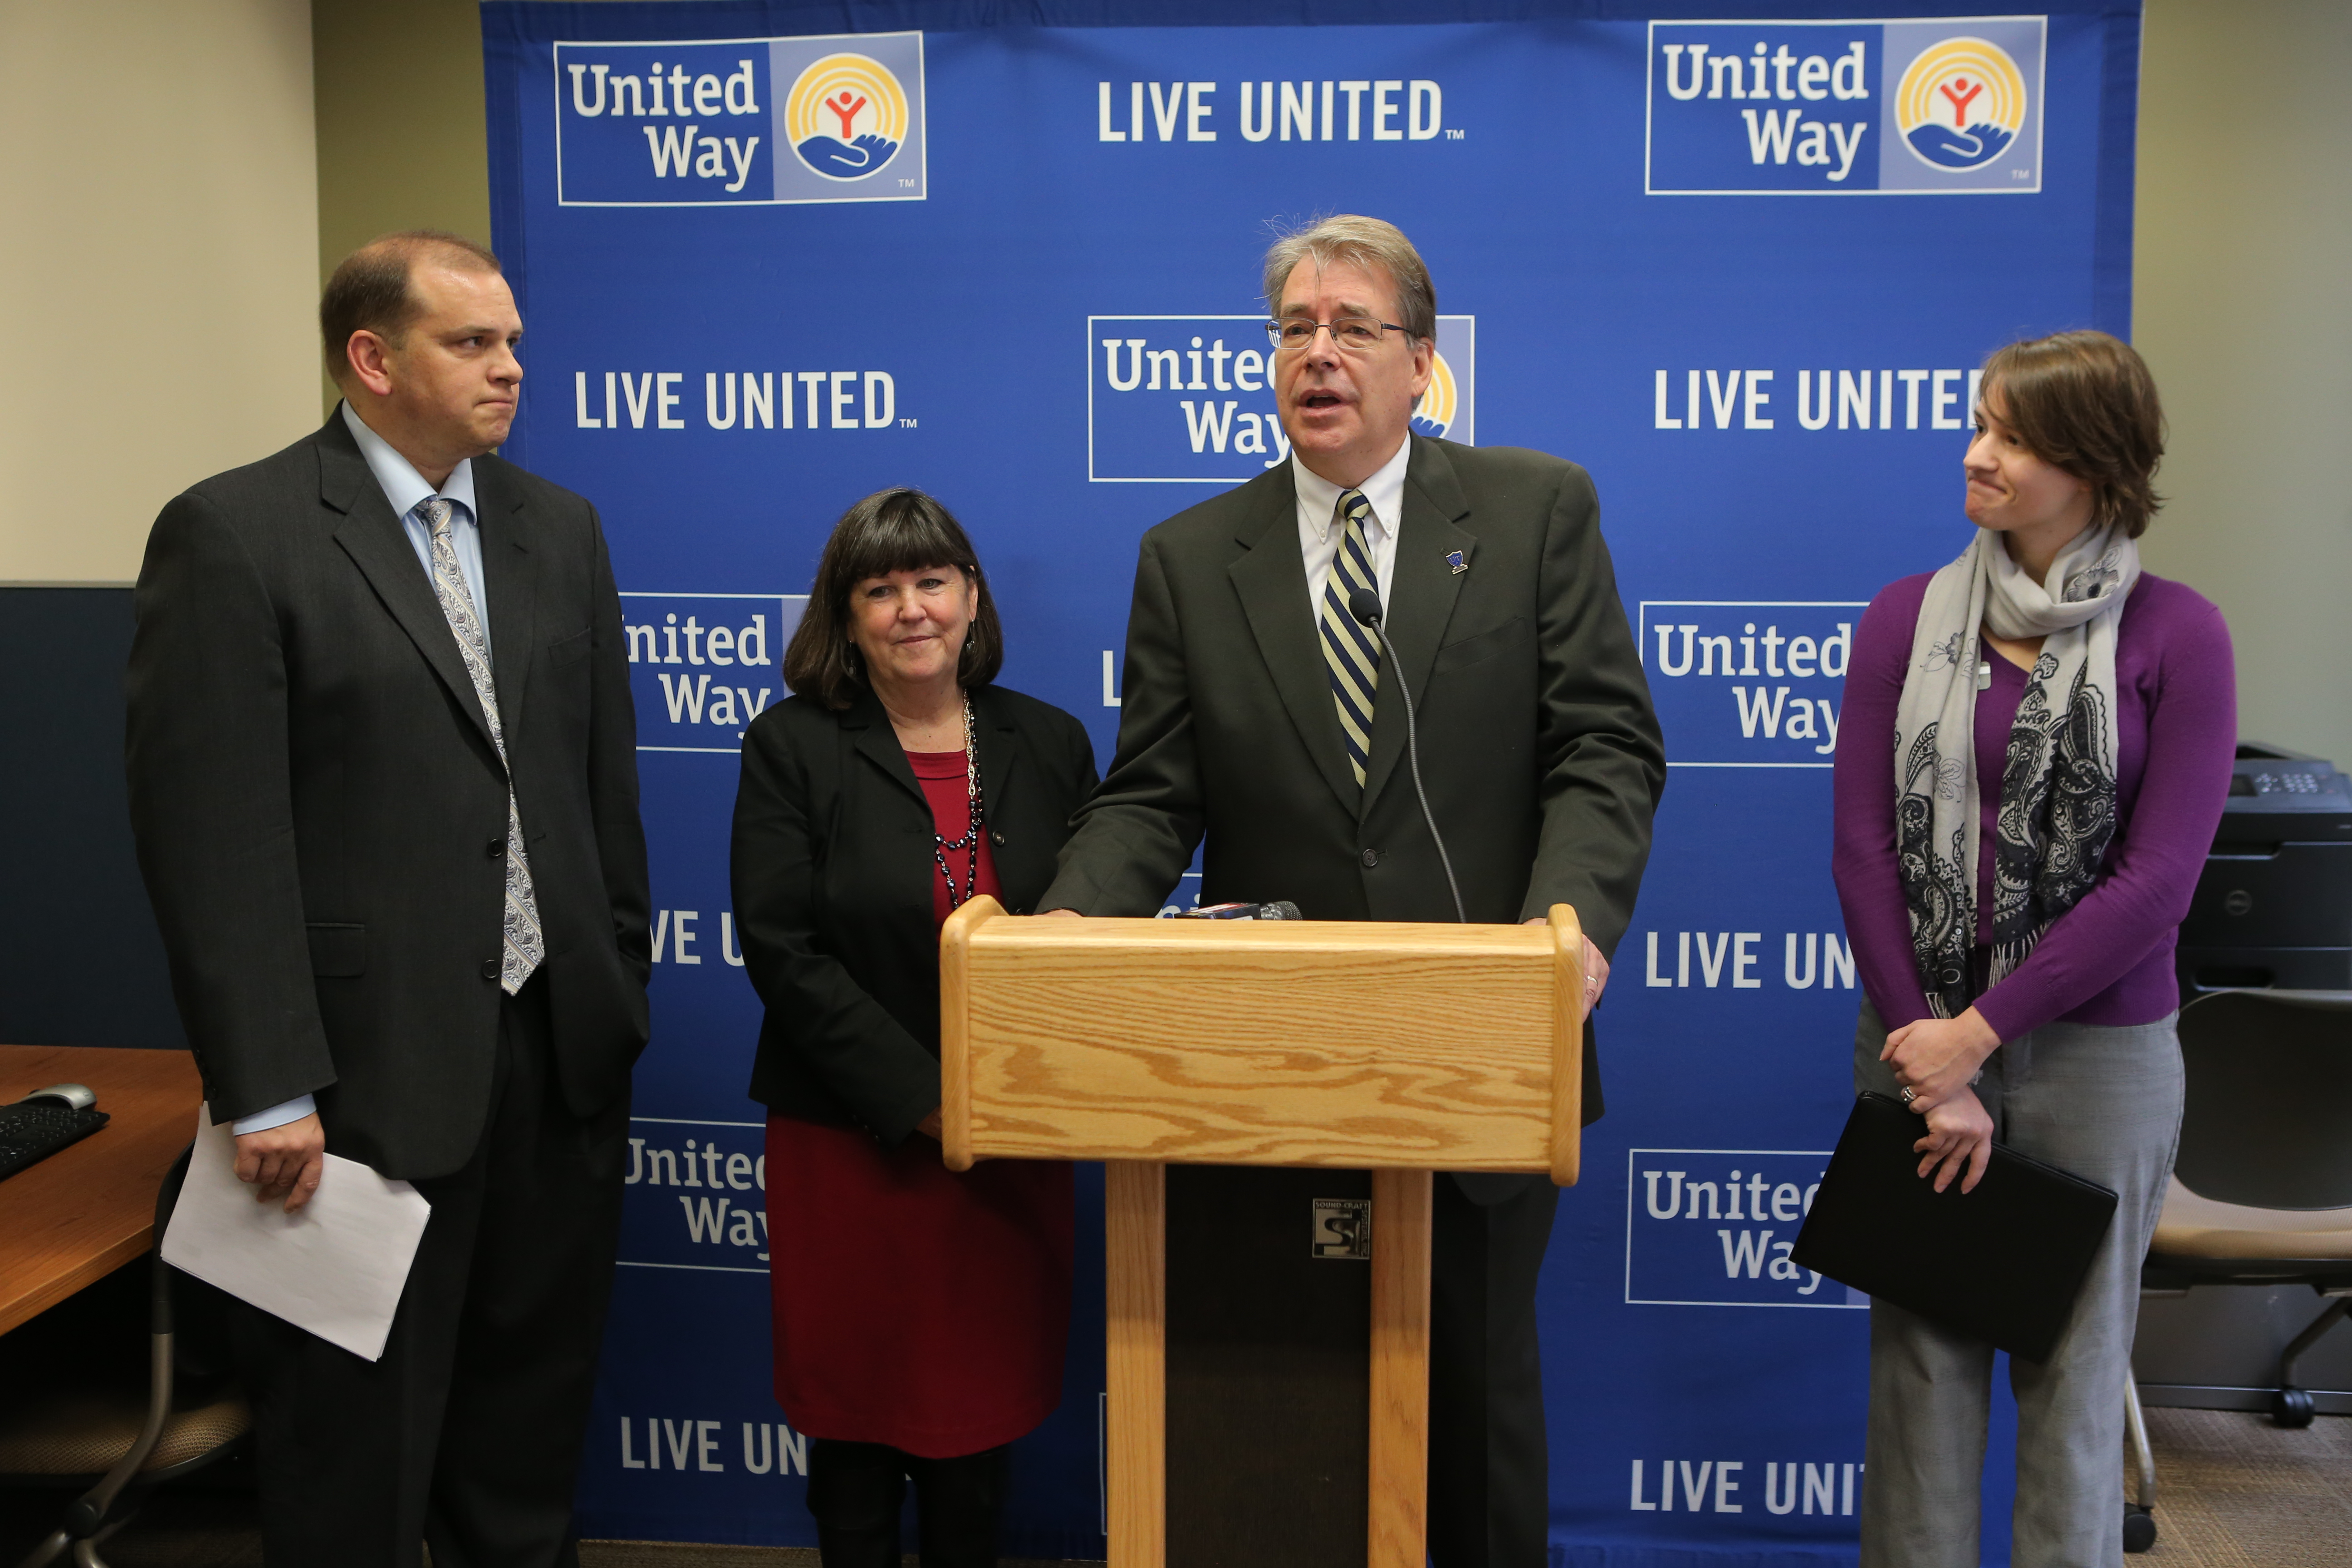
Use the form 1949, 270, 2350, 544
938, 898, 1584, 1568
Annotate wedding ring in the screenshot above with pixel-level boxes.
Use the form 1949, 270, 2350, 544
1898, 1087, 1918, 1107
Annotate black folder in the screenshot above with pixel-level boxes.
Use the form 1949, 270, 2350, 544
1790, 1091, 2119, 1362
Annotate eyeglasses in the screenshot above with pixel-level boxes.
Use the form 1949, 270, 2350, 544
1265, 317, 1409, 353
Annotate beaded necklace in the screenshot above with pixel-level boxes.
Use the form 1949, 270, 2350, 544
932, 694, 984, 909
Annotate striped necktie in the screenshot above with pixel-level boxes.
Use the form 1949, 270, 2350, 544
1319, 488, 1382, 790
420, 497, 544, 995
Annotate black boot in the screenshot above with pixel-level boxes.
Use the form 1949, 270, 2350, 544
806, 1438, 906, 1568
907, 1445, 1009, 1568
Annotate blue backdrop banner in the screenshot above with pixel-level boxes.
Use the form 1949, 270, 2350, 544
481, 3, 2141, 1560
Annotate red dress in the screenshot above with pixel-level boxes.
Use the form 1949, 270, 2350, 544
764, 748, 1075, 1458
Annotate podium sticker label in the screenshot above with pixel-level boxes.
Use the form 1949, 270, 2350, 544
1311, 1197, 1372, 1260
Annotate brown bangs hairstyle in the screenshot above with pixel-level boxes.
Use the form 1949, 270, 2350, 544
783, 488, 1004, 710
1978, 329, 2166, 539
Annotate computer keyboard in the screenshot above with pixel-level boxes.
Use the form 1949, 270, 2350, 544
0, 1100, 110, 1181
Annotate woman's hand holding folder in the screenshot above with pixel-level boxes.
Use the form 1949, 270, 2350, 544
1880, 1008, 2002, 1193
1880, 1008, 2001, 1112
1791, 1092, 2120, 1362
1912, 1088, 1995, 1194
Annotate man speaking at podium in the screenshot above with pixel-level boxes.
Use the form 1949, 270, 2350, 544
1041, 216, 1664, 1566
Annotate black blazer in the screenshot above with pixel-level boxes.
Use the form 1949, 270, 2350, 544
1040, 436, 1666, 1142
125, 411, 652, 1181
731, 682, 1100, 1146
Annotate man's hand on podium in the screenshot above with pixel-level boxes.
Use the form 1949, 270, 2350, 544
1039, 909, 1082, 918
1527, 919, 1607, 1019
916, 1107, 944, 1140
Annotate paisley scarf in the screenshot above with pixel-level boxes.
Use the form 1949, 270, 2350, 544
1894, 524, 2138, 1017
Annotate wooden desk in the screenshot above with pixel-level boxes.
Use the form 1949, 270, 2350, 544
0, 1045, 202, 1335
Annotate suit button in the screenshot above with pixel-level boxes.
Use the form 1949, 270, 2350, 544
480, 958, 500, 980
1362, 848, 1380, 868
488, 839, 505, 858
991, 831, 1007, 846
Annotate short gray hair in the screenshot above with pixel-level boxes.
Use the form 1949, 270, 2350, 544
1261, 215, 1436, 343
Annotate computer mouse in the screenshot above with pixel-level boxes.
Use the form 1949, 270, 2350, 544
20, 1083, 96, 1111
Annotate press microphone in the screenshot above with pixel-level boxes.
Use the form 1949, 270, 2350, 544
1177, 901, 1303, 921
1348, 589, 1466, 924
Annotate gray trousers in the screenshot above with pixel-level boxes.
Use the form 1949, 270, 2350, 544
1852, 999, 2182, 1568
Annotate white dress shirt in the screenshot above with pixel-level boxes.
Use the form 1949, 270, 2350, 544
340, 401, 490, 656
1292, 435, 1409, 623
230, 407, 493, 1138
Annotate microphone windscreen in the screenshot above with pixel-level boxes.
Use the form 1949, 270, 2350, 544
1348, 588, 1382, 627
1260, 901, 1303, 921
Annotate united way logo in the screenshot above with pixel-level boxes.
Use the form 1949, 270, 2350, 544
786, 52, 910, 181
1894, 37, 2026, 171
1646, 17, 2043, 195
771, 32, 924, 201
553, 32, 924, 206
1088, 314, 1475, 484
1625, 1149, 1864, 1308
1639, 600, 1864, 767
1412, 348, 1465, 440
620, 592, 806, 752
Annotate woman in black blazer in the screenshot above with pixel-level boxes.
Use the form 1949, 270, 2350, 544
730, 489, 1098, 1568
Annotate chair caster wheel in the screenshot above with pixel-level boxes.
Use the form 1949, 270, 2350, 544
2272, 1387, 2316, 1428
2123, 1503, 2157, 1553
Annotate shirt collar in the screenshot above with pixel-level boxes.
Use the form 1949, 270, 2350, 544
341, 401, 478, 524
1294, 433, 1413, 540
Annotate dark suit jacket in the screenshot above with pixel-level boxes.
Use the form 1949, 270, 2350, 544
1041, 436, 1666, 1142
731, 683, 1100, 1147
125, 410, 652, 1181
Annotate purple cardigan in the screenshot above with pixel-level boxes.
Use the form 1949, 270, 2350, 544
1830, 570, 2236, 1039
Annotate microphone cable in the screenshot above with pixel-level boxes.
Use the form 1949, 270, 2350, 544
1349, 588, 1465, 924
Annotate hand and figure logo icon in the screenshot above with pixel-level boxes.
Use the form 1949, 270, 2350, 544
1411, 351, 1462, 440
1894, 38, 2028, 172
786, 53, 909, 180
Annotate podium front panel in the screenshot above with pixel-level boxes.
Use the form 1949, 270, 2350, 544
943, 915, 1572, 1172
1166, 1166, 1372, 1568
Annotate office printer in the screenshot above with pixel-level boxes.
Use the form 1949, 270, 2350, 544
2176, 743, 2352, 995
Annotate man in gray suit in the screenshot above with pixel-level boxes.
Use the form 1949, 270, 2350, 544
1042, 215, 1664, 1567
127, 231, 649, 1566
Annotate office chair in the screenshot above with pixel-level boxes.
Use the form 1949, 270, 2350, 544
1, 1145, 250, 1568
2124, 990, 2352, 1551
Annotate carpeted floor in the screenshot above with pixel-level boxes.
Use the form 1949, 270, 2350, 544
2128, 1405, 2352, 1566
0, 1407, 2340, 1565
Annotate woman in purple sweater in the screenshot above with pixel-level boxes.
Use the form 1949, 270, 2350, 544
1831, 330, 2235, 1567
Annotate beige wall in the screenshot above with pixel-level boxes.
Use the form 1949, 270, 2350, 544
0, 0, 318, 584
2136, 0, 2352, 766
311, 0, 490, 414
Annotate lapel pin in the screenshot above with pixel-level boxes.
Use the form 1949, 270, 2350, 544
1446, 550, 1467, 575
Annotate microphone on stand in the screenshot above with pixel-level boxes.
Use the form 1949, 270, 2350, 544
1348, 588, 1466, 924
1177, 901, 1304, 921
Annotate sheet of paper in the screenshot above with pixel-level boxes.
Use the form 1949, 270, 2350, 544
160, 1107, 431, 1362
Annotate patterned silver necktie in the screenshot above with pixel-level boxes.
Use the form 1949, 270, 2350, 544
1319, 488, 1382, 790
420, 497, 544, 994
